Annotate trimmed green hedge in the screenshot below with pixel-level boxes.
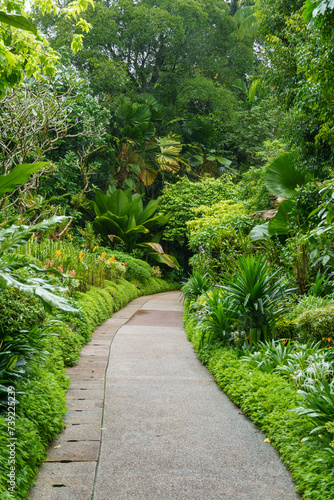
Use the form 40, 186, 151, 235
184, 307, 334, 500
0, 277, 179, 499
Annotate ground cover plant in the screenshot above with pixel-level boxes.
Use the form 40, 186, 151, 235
183, 304, 334, 500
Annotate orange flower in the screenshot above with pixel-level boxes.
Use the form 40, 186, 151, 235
101, 252, 106, 260
108, 255, 116, 263
282, 340, 287, 345
327, 338, 332, 343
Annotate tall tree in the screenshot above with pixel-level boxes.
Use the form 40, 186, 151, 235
35, 0, 253, 113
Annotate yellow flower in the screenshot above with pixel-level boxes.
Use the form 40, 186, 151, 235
101, 252, 106, 260
55, 250, 61, 258
108, 255, 116, 262
93, 246, 99, 252
79, 250, 84, 261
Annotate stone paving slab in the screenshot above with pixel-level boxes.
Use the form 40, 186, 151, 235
69, 380, 104, 390
46, 441, 100, 462
66, 389, 105, 399
66, 399, 103, 411
29, 461, 96, 486
59, 423, 101, 441
64, 410, 102, 425
29, 485, 92, 500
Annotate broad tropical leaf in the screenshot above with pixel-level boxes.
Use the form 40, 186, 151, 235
155, 136, 182, 173
0, 11, 37, 33
0, 162, 49, 197
140, 168, 158, 187
265, 153, 310, 198
148, 252, 179, 269
0, 216, 67, 255
0, 273, 77, 313
249, 222, 270, 241
268, 200, 296, 236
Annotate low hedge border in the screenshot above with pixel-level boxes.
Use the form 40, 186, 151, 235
184, 306, 334, 500
0, 277, 179, 499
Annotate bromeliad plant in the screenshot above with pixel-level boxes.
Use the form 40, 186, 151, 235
222, 253, 290, 345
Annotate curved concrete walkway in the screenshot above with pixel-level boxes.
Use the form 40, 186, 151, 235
29, 291, 301, 500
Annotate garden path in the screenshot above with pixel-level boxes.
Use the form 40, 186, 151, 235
29, 291, 300, 500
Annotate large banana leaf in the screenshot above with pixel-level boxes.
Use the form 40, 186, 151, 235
148, 252, 179, 269
136, 199, 160, 225
155, 136, 182, 173
139, 242, 180, 269
0, 162, 49, 197
93, 216, 126, 240
140, 168, 158, 187
265, 153, 310, 198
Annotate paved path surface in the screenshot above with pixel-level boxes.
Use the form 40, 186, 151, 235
29, 291, 301, 500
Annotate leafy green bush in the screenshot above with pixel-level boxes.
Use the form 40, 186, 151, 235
187, 200, 254, 279
112, 250, 153, 282
274, 316, 298, 339
43, 321, 84, 367
293, 296, 333, 317
236, 165, 272, 211
296, 305, 334, 346
157, 176, 239, 244
0, 289, 46, 337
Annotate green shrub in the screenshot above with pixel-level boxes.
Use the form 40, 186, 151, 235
44, 321, 84, 367
274, 316, 298, 339
0, 289, 46, 337
157, 176, 239, 244
296, 305, 334, 346
293, 296, 333, 317
0, 415, 46, 499
17, 365, 68, 444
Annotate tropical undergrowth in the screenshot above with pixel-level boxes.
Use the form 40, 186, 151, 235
184, 302, 334, 500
